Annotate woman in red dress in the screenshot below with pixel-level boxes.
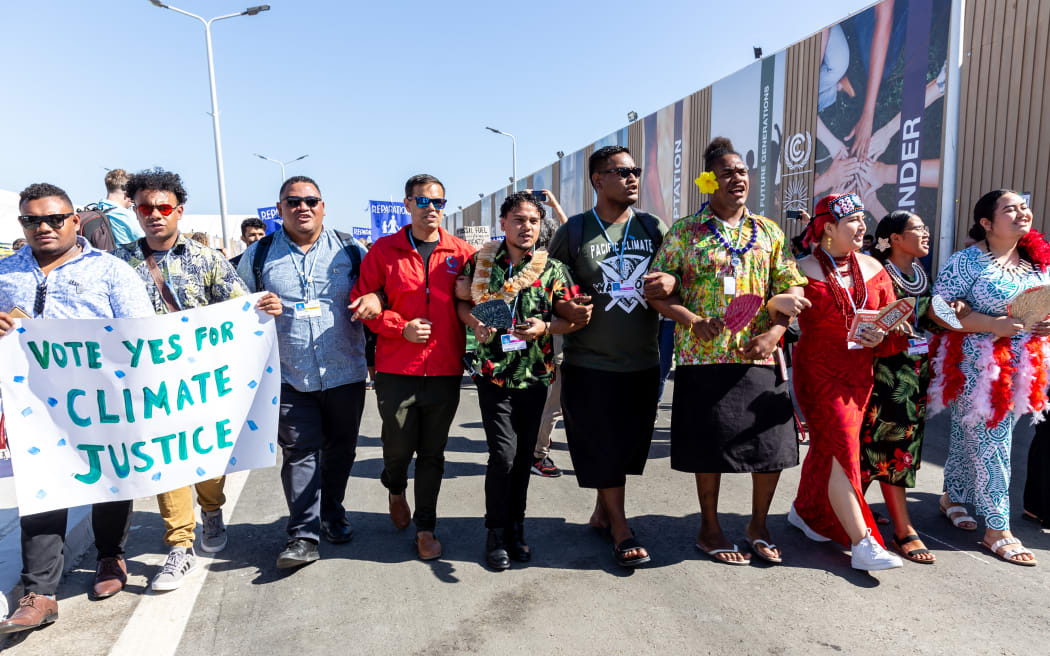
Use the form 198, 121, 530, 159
789, 193, 904, 571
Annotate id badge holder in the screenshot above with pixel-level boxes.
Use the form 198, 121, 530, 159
294, 299, 322, 319
723, 277, 737, 296
907, 337, 929, 355
500, 334, 527, 352
609, 281, 636, 299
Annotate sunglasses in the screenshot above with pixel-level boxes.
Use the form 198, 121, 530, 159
18, 213, 73, 230
601, 167, 643, 179
414, 197, 447, 210
136, 204, 179, 217
282, 196, 322, 208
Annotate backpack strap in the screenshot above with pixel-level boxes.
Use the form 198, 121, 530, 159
634, 212, 664, 251
251, 233, 276, 292
333, 230, 362, 280
567, 214, 585, 267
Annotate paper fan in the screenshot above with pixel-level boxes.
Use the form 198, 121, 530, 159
1008, 284, 1050, 329
930, 294, 962, 330
724, 294, 764, 333
470, 299, 513, 330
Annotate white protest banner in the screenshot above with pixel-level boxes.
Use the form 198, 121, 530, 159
456, 225, 490, 248
0, 293, 279, 515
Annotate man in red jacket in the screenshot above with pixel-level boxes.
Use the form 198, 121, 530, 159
352, 174, 474, 560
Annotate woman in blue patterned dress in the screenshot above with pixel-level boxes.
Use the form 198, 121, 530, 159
931, 189, 1050, 566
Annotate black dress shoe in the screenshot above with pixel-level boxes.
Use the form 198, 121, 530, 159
485, 529, 511, 571
321, 520, 354, 544
504, 522, 531, 562
276, 538, 319, 569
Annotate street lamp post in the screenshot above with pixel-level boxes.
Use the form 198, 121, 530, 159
485, 127, 517, 192
254, 153, 309, 187
148, 1, 270, 248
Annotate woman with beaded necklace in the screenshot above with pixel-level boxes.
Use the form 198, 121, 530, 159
859, 210, 955, 564
788, 193, 905, 571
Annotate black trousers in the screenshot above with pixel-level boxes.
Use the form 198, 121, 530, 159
1025, 419, 1050, 527
476, 378, 547, 529
374, 373, 461, 532
20, 500, 132, 595
277, 381, 366, 542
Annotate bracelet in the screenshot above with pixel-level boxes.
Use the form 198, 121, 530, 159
544, 321, 550, 335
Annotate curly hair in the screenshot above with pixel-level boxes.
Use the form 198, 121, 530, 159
126, 168, 188, 205
499, 190, 547, 221
703, 137, 740, 171
19, 182, 73, 210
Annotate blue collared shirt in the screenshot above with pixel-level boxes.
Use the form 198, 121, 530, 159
237, 228, 367, 392
0, 236, 154, 319
96, 199, 145, 246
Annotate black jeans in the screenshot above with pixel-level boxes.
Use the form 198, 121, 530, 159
277, 381, 366, 542
1025, 419, 1050, 526
20, 500, 132, 595
476, 378, 547, 529
374, 373, 461, 532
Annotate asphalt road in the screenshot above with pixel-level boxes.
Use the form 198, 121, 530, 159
1, 378, 1048, 655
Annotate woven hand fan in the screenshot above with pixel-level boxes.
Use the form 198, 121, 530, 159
470, 299, 513, 330
724, 294, 764, 333
1008, 284, 1050, 329
930, 294, 963, 330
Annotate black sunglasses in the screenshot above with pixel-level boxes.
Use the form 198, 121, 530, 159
19, 213, 73, 230
33, 282, 47, 316
282, 196, 322, 208
414, 196, 447, 210
601, 167, 643, 179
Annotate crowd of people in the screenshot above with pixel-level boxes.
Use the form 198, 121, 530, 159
0, 137, 1047, 636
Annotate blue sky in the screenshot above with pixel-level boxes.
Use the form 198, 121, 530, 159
0, 0, 876, 233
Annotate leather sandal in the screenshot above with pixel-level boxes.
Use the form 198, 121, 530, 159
892, 534, 935, 564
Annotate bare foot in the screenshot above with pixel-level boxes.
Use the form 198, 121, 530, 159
612, 525, 647, 560
696, 526, 750, 564
589, 497, 609, 530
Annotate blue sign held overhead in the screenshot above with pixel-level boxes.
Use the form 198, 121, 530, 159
257, 206, 281, 235
351, 227, 371, 241
369, 201, 410, 242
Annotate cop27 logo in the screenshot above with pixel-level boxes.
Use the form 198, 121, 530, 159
782, 131, 812, 212
445, 256, 458, 273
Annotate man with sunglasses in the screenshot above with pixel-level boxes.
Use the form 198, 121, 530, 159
548, 145, 675, 568
351, 174, 474, 561
0, 182, 154, 634
113, 168, 281, 591
237, 175, 376, 570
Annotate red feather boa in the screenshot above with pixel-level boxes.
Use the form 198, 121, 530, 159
1019, 230, 1050, 272
941, 332, 967, 406
988, 336, 1016, 427
1026, 337, 1050, 413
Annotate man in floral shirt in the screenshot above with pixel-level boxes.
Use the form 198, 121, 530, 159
457, 191, 583, 570
113, 168, 281, 591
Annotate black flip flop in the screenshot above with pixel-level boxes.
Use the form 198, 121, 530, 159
893, 533, 935, 564
613, 537, 651, 567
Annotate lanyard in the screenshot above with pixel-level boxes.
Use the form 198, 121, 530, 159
592, 209, 633, 279
821, 248, 858, 313
285, 234, 319, 295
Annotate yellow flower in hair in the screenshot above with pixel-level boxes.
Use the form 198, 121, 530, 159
694, 171, 718, 195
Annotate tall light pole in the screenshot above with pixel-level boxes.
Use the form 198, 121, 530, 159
254, 153, 309, 186
485, 127, 517, 191
148, 1, 270, 248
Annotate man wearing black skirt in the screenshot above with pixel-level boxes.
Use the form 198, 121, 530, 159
548, 146, 676, 567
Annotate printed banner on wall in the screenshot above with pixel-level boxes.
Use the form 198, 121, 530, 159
711, 54, 786, 220
559, 151, 585, 218
639, 100, 690, 224
813, 0, 948, 240
369, 201, 410, 242
0, 294, 280, 515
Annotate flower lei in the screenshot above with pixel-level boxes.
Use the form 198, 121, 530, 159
470, 240, 548, 304
694, 170, 718, 194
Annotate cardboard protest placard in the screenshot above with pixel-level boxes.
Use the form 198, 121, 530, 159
0, 293, 279, 515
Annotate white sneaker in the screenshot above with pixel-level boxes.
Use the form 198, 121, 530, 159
788, 502, 831, 542
851, 529, 903, 571
151, 547, 198, 591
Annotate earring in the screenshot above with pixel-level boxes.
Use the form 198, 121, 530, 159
823, 235, 832, 249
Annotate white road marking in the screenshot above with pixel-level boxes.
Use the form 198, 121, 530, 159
108, 471, 250, 656
915, 530, 992, 564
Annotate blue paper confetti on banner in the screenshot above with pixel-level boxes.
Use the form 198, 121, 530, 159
21, 407, 32, 417
242, 301, 251, 311
229, 457, 237, 466
56, 438, 66, 446
114, 370, 126, 379
247, 420, 258, 431
13, 376, 24, 383
36, 490, 46, 499
104, 325, 114, 332
181, 316, 189, 322
254, 330, 264, 336
272, 396, 278, 405
269, 442, 275, 453
151, 472, 162, 481
266, 366, 273, 374
27, 447, 39, 455
47, 397, 58, 407
248, 380, 257, 389
188, 357, 196, 363
195, 467, 206, 476
16, 327, 25, 334
109, 486, 119, 494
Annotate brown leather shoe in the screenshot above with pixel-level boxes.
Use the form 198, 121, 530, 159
416, 531, 442, 560
389, 493, 411, 530
92, 556, 127, 600
0, 593, 58, 634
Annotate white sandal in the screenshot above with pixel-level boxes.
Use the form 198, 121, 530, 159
981, 537, 1038, 566
940, 502, 977, 531
695, 543, 750, 566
